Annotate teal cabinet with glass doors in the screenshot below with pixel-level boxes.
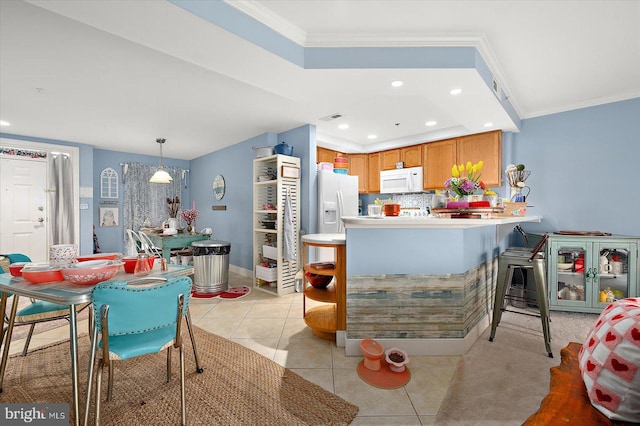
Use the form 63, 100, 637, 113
547, 235, 638, 313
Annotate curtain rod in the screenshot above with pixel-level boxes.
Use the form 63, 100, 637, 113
119, 162, 190, 173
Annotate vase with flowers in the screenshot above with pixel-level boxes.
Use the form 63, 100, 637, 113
166, 196, 180, 229
179, 208, 199, 234
444, 161, 485, 201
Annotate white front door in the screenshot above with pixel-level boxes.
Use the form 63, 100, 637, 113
0, 157, 48, 262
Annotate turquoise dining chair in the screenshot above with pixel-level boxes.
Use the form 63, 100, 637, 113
83, 276, 193, 426
0, 254, 90, 358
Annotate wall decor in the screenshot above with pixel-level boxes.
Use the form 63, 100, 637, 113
99, 207, 119, 227
213, 174, 225, 200
100, 167, 119, 199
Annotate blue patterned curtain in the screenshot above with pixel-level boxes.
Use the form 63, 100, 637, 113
122, 163, 187, 243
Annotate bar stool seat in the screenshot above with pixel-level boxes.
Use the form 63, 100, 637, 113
489, 234, 553, 357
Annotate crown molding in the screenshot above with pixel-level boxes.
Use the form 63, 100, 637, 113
223, 1, 523, 118
522, 91, 640, 120
223, 0, 307, 45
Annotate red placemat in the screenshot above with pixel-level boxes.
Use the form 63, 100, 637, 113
356, 359, 411, 389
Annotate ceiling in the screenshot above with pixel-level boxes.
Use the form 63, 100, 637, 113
0, 0, 638, 160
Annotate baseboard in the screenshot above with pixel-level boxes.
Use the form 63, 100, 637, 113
230, 264, 252, 278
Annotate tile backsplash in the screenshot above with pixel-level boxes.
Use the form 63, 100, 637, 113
392, 193, 433, 210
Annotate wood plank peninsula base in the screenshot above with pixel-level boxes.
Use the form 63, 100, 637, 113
342, 215, 541, 356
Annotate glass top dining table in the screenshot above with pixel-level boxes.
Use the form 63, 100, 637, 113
0, 264, 194, 426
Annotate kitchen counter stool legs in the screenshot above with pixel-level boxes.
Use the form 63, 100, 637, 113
489, 252, 552, 358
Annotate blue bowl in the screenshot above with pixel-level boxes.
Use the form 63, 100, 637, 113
333, 168, 348, 174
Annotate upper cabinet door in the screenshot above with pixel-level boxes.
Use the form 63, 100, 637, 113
456, 131, 502, 187
424, 139, 457, 190
381, 149, 400, 170
347, 154, 368, 193
401, 145, 422, 168
317, 147, 345, 163
367, 152, 381, 193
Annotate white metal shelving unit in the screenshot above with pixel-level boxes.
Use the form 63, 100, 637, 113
253, 154, 300, 296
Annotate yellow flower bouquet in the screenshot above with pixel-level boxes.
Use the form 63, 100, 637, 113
444, 161, 485, 197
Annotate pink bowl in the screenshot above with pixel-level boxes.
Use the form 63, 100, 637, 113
61, 260, 123, 285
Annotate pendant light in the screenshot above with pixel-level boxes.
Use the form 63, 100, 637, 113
150, 138, 173, 183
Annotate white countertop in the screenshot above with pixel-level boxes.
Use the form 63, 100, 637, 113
342, 215, 542, 229
301, 233, 346, 245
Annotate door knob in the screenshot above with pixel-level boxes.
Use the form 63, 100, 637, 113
38, 206, 44, 211
37, 217, 44, 223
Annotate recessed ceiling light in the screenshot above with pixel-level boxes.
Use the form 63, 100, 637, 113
338, 123, 349, 130
484, 122, 493, 127
391, 80, 404, 87
367, 134, 377, 140
0, 120, 10, 126
450, 88, 462, 95
425, 120, 437, 127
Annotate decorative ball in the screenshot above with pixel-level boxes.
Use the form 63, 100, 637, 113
579, 298, 640, 422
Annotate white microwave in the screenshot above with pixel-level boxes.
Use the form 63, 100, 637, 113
380, 167, 423, 194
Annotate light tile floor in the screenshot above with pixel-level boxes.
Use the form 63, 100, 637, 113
7, 272, 461, 425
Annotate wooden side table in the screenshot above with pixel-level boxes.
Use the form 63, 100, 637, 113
301, 233, 346, 341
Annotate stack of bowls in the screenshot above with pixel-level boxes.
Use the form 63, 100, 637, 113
333, 157, 348, 174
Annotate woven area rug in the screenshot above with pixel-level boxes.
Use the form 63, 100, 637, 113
0, 326, 359, 425
3, 296, 90, 341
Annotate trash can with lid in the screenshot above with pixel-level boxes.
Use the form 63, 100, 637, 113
192, 240, 231, 294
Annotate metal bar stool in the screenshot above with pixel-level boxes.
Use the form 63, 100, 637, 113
489, 233, 553, 357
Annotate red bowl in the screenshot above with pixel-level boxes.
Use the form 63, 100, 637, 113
305, 272, 333, 289
9, 262, 28, 277
22, 264, 64, 284
122, 256, 156, 273
76, 252, 122, 262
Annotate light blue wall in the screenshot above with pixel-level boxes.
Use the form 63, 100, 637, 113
190, 125, 314, 271
509, 97, 640, 236
190, 133, 273, 271
92, 149, 190, 254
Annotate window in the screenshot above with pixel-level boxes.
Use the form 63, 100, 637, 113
100, 167, 118, 199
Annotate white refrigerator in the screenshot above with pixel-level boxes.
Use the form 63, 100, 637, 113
318, 171, 359, 234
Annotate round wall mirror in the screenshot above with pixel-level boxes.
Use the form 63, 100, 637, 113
213, 174, 225, 200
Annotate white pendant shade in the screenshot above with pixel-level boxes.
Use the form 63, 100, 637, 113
150, 137, 172, 183
150, 168, 173, 183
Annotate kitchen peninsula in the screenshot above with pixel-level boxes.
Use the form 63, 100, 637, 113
341, 215, 541, 356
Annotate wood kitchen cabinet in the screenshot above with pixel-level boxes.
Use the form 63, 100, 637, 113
456, 131, 501, 187
423, 138, 457, 190
423, 131, 501, 190
317, 147, 345, 163
347, 154, 368, 193
400, 145, 422, 168
381, 149, 400, 170
367, 152, 381, 193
